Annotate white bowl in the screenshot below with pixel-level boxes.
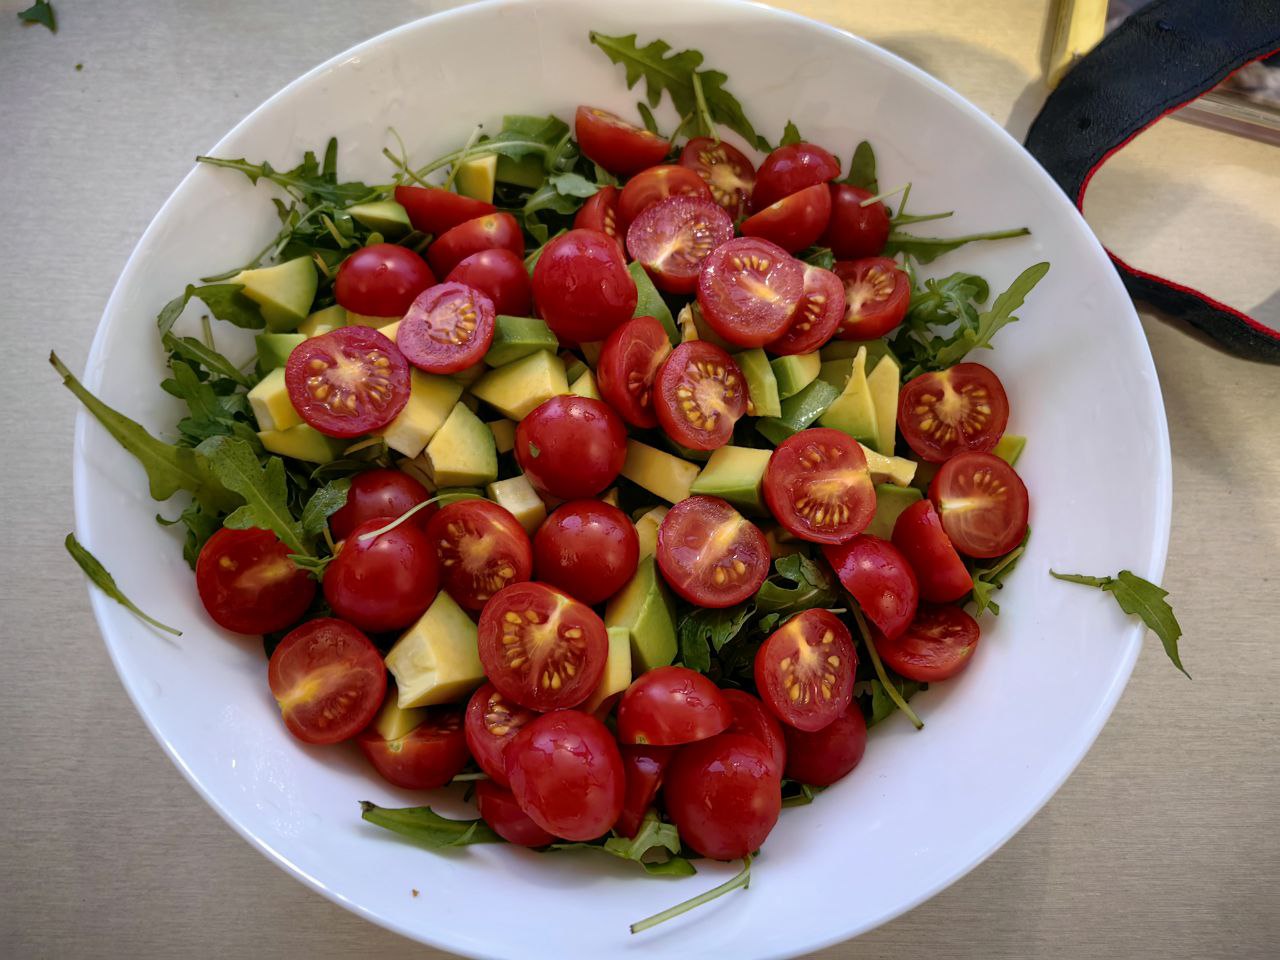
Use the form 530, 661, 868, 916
73, 1, 1171, 957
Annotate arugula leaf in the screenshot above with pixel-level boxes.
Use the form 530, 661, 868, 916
636, 102, 661, 135
359, 802, 502, 847
555, 812, 695, 877
755, 554, 837, 613
521, 171, 602, 243
198, 139, 378, 207
65, 533, 181, 636
156, 283, 264, 335
779, 120, 803, 147
17, 0, 55, 31
843, 140, 877, 192
929, 262, 1049, 367
157, 499, 221, 569
850, 603, 924, 729
883, 227, 1030, 265
300, 479, 350, 538
1050, 570, 1188, 677
628, 261, 679, 344
866, 675, 925, 727
780, 779, 823, 807
162, 332, 252, 386
197, 436, 308, 557
968, 528, 1029, 616
799, 247, 835, 271
678, 604, 755, 673
631, 856, 752, 935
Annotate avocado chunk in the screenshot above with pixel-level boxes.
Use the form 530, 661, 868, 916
771, 352, 821, 399
605, 555, 677, 673
819, 346, 877, 446
347, 311, 402, 329
486, 474, 547, 535
258, 423, 343, 463
378, 369, 464, 458
866, 352, 901, 456
385, 591, 485, 707
496, 153, 545, 189
601, 488, 620, 508
346, 200, 411, 239
662, 434, 711, 463
232, 256, 318, 332
297, 304, 347, 338
455, 154, 498, 203
621, 440, 700, 504
756, 378, 842, 445
634, 506, 668, 558
677, 302, 734, 351
822, 338, 897, 365
735, 348, 781, 418
487, 418, 516, 454
255, 333, 304, 373
372, 683, 430, 740
690, 446, 772, 516
629, 260, 679, 344
862, 444, 918, 486
579, 340, 604, 367
248, 367, 301, 432
452, 362, 487, 388
993, 434, 1026, 466
570, 368, 601, 401
863, 484, 923, 539
583, 626, 634, 713
423, 402, 498, 487
471, 350, 568, 419
817, 357, 854, 389
560, 351, 588, 383
484, 316, 559, 367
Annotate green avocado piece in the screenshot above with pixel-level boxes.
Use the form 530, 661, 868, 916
378, 369, 464, 458
471, 350, 568, 419
583, 626, 634, 713
771, 352, 821, 399
455, 155, 498, 203
346, 200, 411, 238
662, 434, 711, 463
736, 348, 781, 418
863, 484, 922, 539
819, 346, 877, 446
487, 474, 546, 534
486, 418, 516, 454
605, 555, 677, 673
756, 378, 842, 445
570, 368, 601, 401
629, 261, 679, 345
496, 153, 545, 189
690, 446, 772, 516
821, 338, 897, 368
866, 352, 901, 456
232, 256, 318, 332
622, 440, 700, 504
248, 367, 301, 432
484, 315, 560, 367
423, 403, 498, 487
258, 423, 343, 463
372, 684, 430, 740
560, 351, 589, 383
254, 333, 304, 372
297, 304, 347, 338
993, 434, 1026, 466
385, 591, 485, 707
634, 505, 668, 558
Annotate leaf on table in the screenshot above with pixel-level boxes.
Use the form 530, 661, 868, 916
17, 0, 55, 32
65, 533, 181, 636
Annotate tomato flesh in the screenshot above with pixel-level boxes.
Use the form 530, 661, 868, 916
596, 315, 672, 429
357, 706, 469, 790
656, 495, 770, 608
664, 733, 781, 860
444, 248, 532, 317
697, 237, 806, 348
822, 184, 890, 260
765, 265, 845, 356
329, 469, 434, 541
754, 608, 857, 732
533, 500, 639, 605
323, 517, 440, 633
425, 500, 533, 612
394, 185, 495, 237
679, 136, 756, 219
782, 704, 867, 787
898, 363, 1010, 462
515, 395, 627, 500
573, 184, 624, 252
618, 164, 711, 226
930, 451, 1029, 558
616, 745, 673, 839
575, 107, 671, 177
195, 527, 316, 635
822, 535, 919, 640
891, 499, 973, 603
395, 281, 495, 374
654, 341, 748, 450
739, 182, 833, 253
834, 257, 910, 340
721, 689, 787, 779
626, 195, 734, 294
334, 243, 436, 319
464, 681, 538, 787
531, 229, 637, 344
616, 666, 732, 746
751, 142, 840, 212
284, 326, 411, 438
876, 605, 981, 682
475, 780, 557, 847
763, 428, 877, 544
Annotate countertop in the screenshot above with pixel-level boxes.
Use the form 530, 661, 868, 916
2, 1, 1277, 958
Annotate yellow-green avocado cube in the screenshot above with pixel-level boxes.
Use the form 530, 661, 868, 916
605, 556, 677, 673
486, 475, 547, 535
582, 626, 633, 714
690, 446, 772, 516
248, 367, 301, 432
258, 423, 343, 463
470, 350, 568, 420
385, 592, 485, 707
423, 403, 498, 487
298, 304, 347, 338
232, 256, 318, 332
378, 369, 464, 458
621, 440, 700, 504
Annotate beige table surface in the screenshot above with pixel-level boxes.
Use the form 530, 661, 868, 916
2, 1, 1277, 957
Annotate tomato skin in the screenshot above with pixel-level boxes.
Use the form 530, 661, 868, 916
475, 780, 557, 847
930, 452, 1029, 558
396, 282, 496, 374
618, 164, 712, 226
752, 142, 840, 212
515, 396, 627, 500
532, 229, 638, 343
394, 185, 495, 237
656, 496, 770, 608
654, 341, 748, 450
533, 500, 639, 605
891, 500, 973, 603
445, 248, 533, 317
876, 605, 981, 683
782, 704, 867, 787
740, 182, 833, 253
721, 689, 787, 779
665, 733, 781, 860
897, 363, 1010, 462
573, 184, 624, 252
834, 257, 910, 340
505, 710, 625, 841
679, 136, 756, 219
356, 706, 470, 790
464, 682, 538, 787
195, 527, 316, 635
822, 184, 890, 260
330, 469, 434, 541
334, 243, 436, 319
575, 106, 671, 177
822, 535, 919, 641
425, 500, 533, 612
323, 517, 440, 633
616, 666, 732, 746
697, 237, 806, 348
285, 326, 411, 438
764, 428, 877, 544
596, 315, 672, 429
616, 745, 674, 839
625, 195, 734, 294
427, 212, 524, 279
267, 618, 386, 745
765, 265, 845, 356
754, 609, 857, 732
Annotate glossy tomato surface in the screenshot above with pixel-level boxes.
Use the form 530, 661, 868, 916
898, 363, 1010, 462
679, 136, 756, 218
834, 257, 910, 340
754, 609, 857, 732
515, 396, 627, 499
764, 428, 876, 543
573, 184, 624, 252
618, 164, 711, 225
765, 265, 845, 356
822, 184, 891, 260
444, 248, 532, 317
616, 666, 732, 746
654, 341, 747, 450
464, 681, 538, 786
334, 243, 436, 319
891, 499, 973, 603
427, 212, 524, 278
664, 733, 781, 860
357, 706, 469, 790
575, 106, 670, 177
533, 500, 638, 605
626, 195, 734, 294
395, 281, 495, 374
426, 500, 533, 611
329, 469, 434, 540
195, 527, 315, 635
656, 495, 769, 607
267, 618, 385, 745
285, 326, 411, 437
697, 237, 806, 347
394, 185, 494, 237
596, 315, 672, 429
930, 452, 1029, 558
782, 704, 867, 786
475, 780, 557, 847
615, 745, 673, 839
751, 142, 840, 212
822, 535, 919, 640
323, 517, 439, 633
740, 182, 832, 253
721, 689, 787, 778
875, 605, 981, 682
531, 229, 637, 343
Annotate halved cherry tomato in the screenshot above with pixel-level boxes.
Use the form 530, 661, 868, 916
573, 184, 624, 253
267, 618, 385, 745
782, 704, 867, 786
477, 582, 609, 711
445, 248, 532, 317
679, 136, 756, 218
664, 733, 781, 860
616, 666, 732, 746
330, 469, 434, 541
721, 689, 787, 779
464, 681, 538, 786
822, 184, 890, 260
596, 315, 672, 429
285, 326, 411, 438
765, 265, 845, 356
532, 229, 637, 343
930, 451, 1029, 558
891, 500, 973, 603
897, 363, 1010, 462
357, 706, 469, 790
876, 604, 981, 682
822, 535, 919, 640
697, 237, 806, 347
575, 106, 671, 177
394, 185, 495, 237
195, 527, 316, 635
395, 282, 495, 374
654, 341, 748, 450
504, 709, 624, 841
626, 195, 734, 294
475, 780, 557, 847
323, 516, 439, 633
427, 212, 524, 278
834, 257, 910, 340
425, 500, 533, 612
754, 608, 857, 732
740, 182, 833, 253
618, 164, 711, 226
533, 500, 638, 605
616, 745, 673, 839
656, 495, 769, 608
334, 243, 436, 320
763, 428, 876, 544
752, 142, 840, 212
515, 395, 627, 499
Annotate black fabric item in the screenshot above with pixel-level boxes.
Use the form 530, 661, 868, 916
1024, 0, 1280, 363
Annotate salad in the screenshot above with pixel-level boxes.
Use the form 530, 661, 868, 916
56, 30, 1186, 934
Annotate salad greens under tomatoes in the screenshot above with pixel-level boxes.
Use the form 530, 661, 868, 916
57, 29, 1188, 932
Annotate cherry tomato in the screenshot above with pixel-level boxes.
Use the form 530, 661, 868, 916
656, 495, 769, 608
626, 195, 734, 294
445, 248, 533, 317
664, 733, 781, 860
334, 243, 436, 319
330, 468, 434, 541
504, 709, 624, 841
697, 237, 806, 347
834, 257, 910, 340
930, 452, 1029, 558
615, 745, 673, 839
531, 229, 637, 343
740, 182, 833, 254
477, 582, 609, 711
394, 281, 495, 375
891, 500, 973, 603
616, 666, 732, 746
822, 535, 919, 641
425, 500, 533, 612
765, 265, 845, 356
427, 212, 524, 278
897, 363, 1010, 462
721, 689, 787, 778
284, 326, 411, 438
195, 528, 316, 635
751, 142, 840, 212
876, 604, 981, 682
754, 609, 856, 732
654, 341, 748, 450
782, 704, 867, 787
394, 184, 495, 237
618, 164, 712, 227
356, 706, 469, 790
679, 136, 756, 219
267, 618, 385, 745
515, 396, 627, 499
763, 428, 876, 544
573, 184, 624, 253
596, 315, 672, 429
475, 780, 557, 847
323, 517, 439, 633
533, 500, 639, 605
822, 184, 890, 260
574, 107, 671, 177
464, 681, 538, 786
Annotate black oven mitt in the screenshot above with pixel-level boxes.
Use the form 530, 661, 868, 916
1024, 0, 1280, 363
